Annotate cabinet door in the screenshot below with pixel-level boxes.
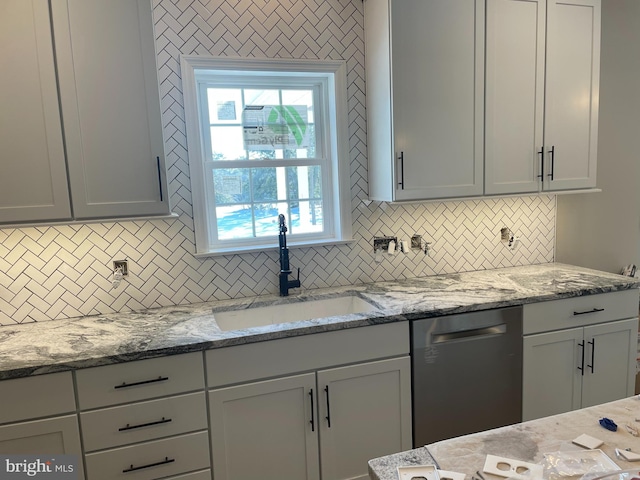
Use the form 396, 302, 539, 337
543, 0, 600, 191
51, 0, 169, 219
0, 0, 71, 223
582, 318, 638, 408
391, 0, 484, 200
209, 373, 319, 480
485, 0, 545, 195
0, 415, 85, 480
523, 328, 583, 421
317, 357, 412, 480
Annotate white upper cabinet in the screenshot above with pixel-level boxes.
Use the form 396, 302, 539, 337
52, 0, 169, 219
366, 0, 600, 200
365, 0, 485, 201
543, 0, 600, 191
485, 0, 546, 195
0, 0, 71, 223
485, 0, 600, 194
0, 0, 168, 225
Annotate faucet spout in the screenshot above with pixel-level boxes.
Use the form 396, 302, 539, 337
278, 214, 301, 296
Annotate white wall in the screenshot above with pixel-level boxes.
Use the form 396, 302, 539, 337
556, 0, 640, 273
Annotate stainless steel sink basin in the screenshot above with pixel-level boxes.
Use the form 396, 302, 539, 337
213, 295, 377, 331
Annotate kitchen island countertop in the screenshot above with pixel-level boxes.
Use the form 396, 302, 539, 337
369, 396, 640, 480
0, 262, 637, 379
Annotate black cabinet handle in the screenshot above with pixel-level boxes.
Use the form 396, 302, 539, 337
156, 156, 164, 202
309, 389, 315, 432
397, 152, 404, 189
123, 457, 174, 473
587, 339, 595, 373
573, 308, 604, 316
119, 417, 172, 431
578, 341, 585, 376
114, 376, 169, 389
324, 385, 331, 428
548, 146, 555, 180
537, 147, 544, 180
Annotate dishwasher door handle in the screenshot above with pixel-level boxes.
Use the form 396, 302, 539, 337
432, 324, 507, 344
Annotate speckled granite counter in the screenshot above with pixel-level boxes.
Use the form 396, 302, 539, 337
0, 263, 637, 379
369, 396, 640, 480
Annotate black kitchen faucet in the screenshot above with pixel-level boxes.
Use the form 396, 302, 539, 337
278, 214, 301, 296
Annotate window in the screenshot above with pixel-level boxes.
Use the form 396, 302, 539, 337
181, 57, 352, 255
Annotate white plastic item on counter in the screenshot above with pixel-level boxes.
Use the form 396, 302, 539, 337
397, 464, 440, 480
483, 454, 544, 480
572, 433, 604, 449
615, 449, 640, 462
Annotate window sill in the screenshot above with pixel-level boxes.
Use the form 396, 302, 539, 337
193, 237, 355, 258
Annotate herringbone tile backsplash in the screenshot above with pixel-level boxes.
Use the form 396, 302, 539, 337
0, 0, 555, 326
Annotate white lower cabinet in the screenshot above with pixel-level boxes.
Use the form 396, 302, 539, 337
0, 415, 83, 457
209, 373, 319, 480
77, 353, 210, 480
0, 372, 84, 479
209, 357, 411, 480
522, 291, 638, 421
317, 359, 412, 480
206, 322, 412, 480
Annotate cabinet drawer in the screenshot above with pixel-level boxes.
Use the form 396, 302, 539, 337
523, 290, 638, 335
84, 431, 209, 480
76, 352, 204, 409
80, 392, 207, 451
0, 372, 75, 424
207, 322, 409, 387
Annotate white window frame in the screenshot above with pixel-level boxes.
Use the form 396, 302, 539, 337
181, 56, 352, 256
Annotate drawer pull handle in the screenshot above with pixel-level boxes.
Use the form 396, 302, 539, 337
309, 389, 315, 432
573, 308, 605, 316
578, 341, 585, 376
325, 385, 331, 428
123, 456, 174, 473
114, 376, 169, 389
119, 417, 172, 431
548, 145, 555, 180
156, 156, 164, 202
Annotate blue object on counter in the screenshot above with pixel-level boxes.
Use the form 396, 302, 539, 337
599, 417, 618, 432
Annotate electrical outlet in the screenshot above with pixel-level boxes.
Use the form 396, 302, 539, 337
113, 260, 128, 276
373, 236, 397, 253
411, 235, 423, 250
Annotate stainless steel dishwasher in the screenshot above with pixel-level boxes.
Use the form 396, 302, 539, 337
412, 306, 523, 446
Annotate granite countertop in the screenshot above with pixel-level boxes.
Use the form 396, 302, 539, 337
0, 262, 637, 380
369, 396, 640, 480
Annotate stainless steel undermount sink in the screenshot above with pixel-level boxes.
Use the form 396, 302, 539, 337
213, 295, 377, 331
